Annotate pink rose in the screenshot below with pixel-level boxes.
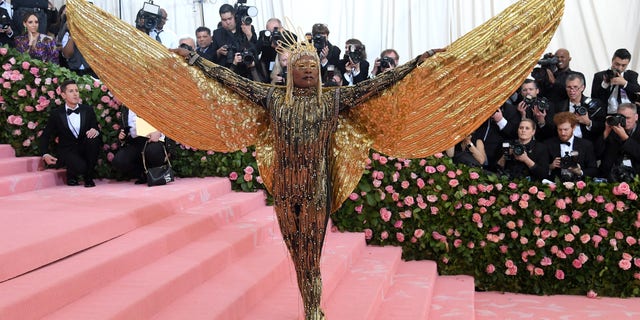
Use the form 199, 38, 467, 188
576, 181, 586, 189
540, 256, 552, 266
626, 236, 637, 246
106, 152, 115, 162
394, 220, 403, 228
416, 178, 425, 189
364, 229, 373, 240
7, 115, 24, 126
29, 67, 39, 76
578, 253, 589, 264
396, 232, 405, 242
243, 166, 254, 174
453, 239, 462, 247
534, 267, 544, 276
436, 165, 446, 172
604, 202, 615, 213
380, 231, 389, 240
555, 269, 565, 280
449, 179, 459, 187
587, 290, 598, 299
580, 234, 591, 244
564, 234, 575, 242
570, 225, 581, 234
509, 193, 520, 202
349, 193, 359, 201
372, 179, 382, 188
572, 259, 583, 269
558, 215, 570, 224
469, 171, 480, 180
425, 166, 436, 174
0, 47, 7, 55
414, 229, 425, 238
378, 156, 388, 164
486, 264, 495, 274
354, 204, 363, 213
619, 259, 632, 270
229, 172, 238, 180
628, 192, 638, 201
564, 247, 574, 255
380, 208, 392, 222
17, 89, 27, 97
616, 182, 631, 195
403, 196, 414, 206
588, 209, 598, 218
555, 199, 567, 210
21, 61, 30, 69
528, 186, 539, 194
243, 173, 253, 181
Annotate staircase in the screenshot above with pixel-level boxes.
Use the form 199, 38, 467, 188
1, 143, 639, 320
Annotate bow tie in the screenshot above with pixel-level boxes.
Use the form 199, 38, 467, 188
561, 141, 571, 146
66, 108, 80, 115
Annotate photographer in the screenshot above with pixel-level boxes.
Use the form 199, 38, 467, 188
257, 18, 283, 78
496, 119, 549, 181
598, 103, 640, 181
0, 5, 13, 47
195, 26, 215, 62
591, 48, 640, 114
56, 5, 95, 77
149, 8, 177, 49
270, 52, 288, 85
516, 79, 555, 141
546, 111, 598, 181
311, 23, 340, 81
212, 3, 262, 81
337, 39, 369, 86
555, 73, 605, 143
445, 133, 487, 168
534, 49, 585, 104
370, 49, 400, 78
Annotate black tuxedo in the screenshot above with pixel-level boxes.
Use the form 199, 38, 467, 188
599, 125, 640, 179
540, 68, 585, 104
545, 136, 598, 180
39, 104, 101, 179
591, 70, 640, 109
554, 95, 606, 142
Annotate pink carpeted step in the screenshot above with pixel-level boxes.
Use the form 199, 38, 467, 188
0, 144, 15, 159
323, 246, 402, 320
0, 169, 66, 197
374, 260, 439, 320
0, 191, 267, 320
43, 206, 281, 320
238, 230, 371, 320
0, 156, 42, 177
0, 177, 233, 282
429, 275, 476, 320
475, 291, 640, 319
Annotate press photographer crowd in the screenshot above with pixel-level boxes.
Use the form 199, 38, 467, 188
1, 1, 639, 186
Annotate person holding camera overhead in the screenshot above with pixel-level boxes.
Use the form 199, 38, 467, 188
597, 103, 640, 181
148, 7, 177, 49
546, 111, 598, 181
534, 48, 584, 104
337, 39, 369, 86
591, 48, 640, 115
554, 73, 606, 144
212, 3, 262, 81
496, 119, 549, 180
311, 23, 340, 81
516, 79, 555, 141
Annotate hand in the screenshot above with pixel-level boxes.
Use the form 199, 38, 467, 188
517, 101, 528, 118
575, 113, 590, 126
611, 124, 629, 141
148, 131, 162, 142
610, 75, 627, 87
550, 157, 561, 170
532, 106, 546, 123
0, 26, 11, 34
418, 48, 446, 64
217, 45, 229, 58
569, 164, 583, 176
546, 68, 556, 84
240, 24, 252, 40
42, 154, 58, 165
170, 47, 190, 58
86, 128, 99, 139
118, 129, 127, 140
232, 53, 242, 65
320, 46, 329, 63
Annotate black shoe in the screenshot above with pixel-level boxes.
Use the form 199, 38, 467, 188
67, 178, 79, 186
84, 179, 96, 188
134, 177, 147, 185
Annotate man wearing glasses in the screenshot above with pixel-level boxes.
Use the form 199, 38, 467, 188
554, 72, 606, 144
598, 103, 640, 181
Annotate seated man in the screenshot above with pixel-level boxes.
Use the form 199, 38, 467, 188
598, 103, 640, 181
545, 111, 598, 181
112, 107, 168, 184
40, 79, 101, 187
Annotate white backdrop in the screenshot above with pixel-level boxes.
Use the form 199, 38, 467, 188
49, 0, 640, 93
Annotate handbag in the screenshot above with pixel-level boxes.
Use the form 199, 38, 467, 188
142, 141, 175, 187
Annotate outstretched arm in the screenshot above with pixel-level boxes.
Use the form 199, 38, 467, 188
172, 48, 272, 106
339, 49, 445, 110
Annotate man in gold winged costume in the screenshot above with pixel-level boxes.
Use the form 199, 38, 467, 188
65, 0, 564, 318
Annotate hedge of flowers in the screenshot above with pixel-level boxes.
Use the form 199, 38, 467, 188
3, 46, 640, 298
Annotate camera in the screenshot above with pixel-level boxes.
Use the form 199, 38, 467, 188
531, 53, 558, 80
512, 143, 527, 156
275, 68, 287, 85
260, 27, 285, 47
347, 44, 364, 64
605, 69, 620, 83
313, 34, 326, 54
137, 1, 162, 32
559, 150, 579, 182
502, 142, 513, 160
606, 114, 627, 127
179, 43, 193, 51
380, 56, 395, 71
226, 45, 255, 66
523, 95, 550, 112
324, 64, 340, 87
234, 0, 257, 26
0, 13, 10, 30
575, 105, 588, 116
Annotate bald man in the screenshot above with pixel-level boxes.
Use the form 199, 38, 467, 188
538, 48, 585, 104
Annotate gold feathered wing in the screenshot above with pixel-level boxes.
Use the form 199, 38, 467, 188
329, 0, 564, 210
66, 0, 264, 152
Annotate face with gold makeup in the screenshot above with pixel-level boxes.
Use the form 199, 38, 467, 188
291, 55, 320, 88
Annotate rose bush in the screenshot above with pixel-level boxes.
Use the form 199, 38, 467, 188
4, 46, 640, 297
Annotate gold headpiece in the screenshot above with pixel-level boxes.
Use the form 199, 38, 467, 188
275, 19, 323, 104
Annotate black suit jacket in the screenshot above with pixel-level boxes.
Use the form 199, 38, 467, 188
599, 125, 640, 177
0, 7, 13, 47
554, 95, 606, 142
196, 43, 216, 63
591, 70, 640, 106
39, 104, 100, 156
211, 26, 257, 67
545, 136, 598, 179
